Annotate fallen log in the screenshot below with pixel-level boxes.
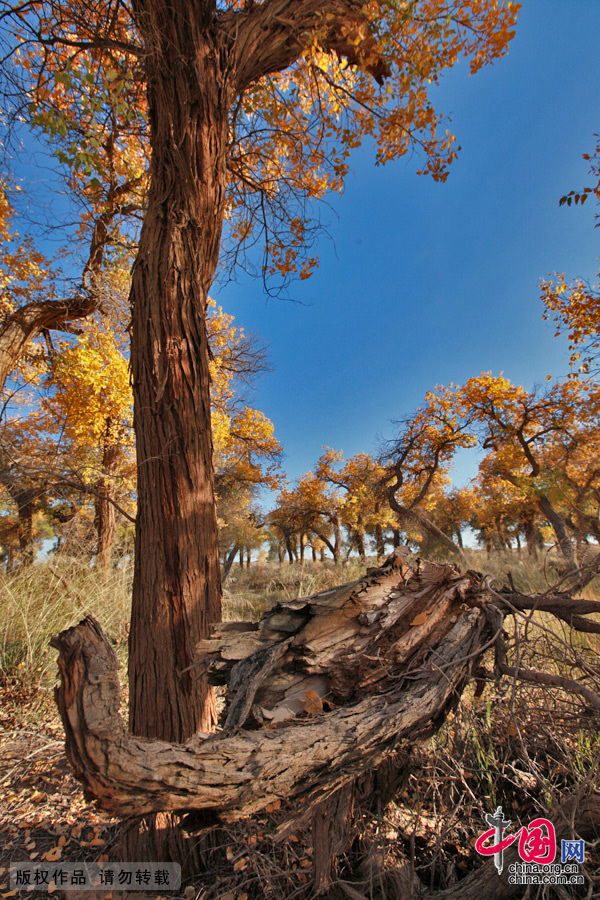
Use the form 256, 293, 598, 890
50, 549, 600, 825
50, 551, 497, 821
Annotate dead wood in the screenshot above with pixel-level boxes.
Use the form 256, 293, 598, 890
50, 548, 600, 830
50, 551, 497, 821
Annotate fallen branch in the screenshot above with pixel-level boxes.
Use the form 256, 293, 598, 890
50, 553, 495, 821
50, 550, 600, 827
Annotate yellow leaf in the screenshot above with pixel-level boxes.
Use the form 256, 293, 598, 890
410, 611, 429, 627
265, 799, 281, 813
303, 690, 323, 715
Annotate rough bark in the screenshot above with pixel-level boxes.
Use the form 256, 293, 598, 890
128, 0, 231, 744
51, 552, 500, 820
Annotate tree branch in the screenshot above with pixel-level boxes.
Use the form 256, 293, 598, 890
225, 0, 389, 93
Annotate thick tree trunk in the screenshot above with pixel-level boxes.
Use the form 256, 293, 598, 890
285, 532, 295, 563
0, 478, 40, 567
354, 528, 366, 563
129, 0, 231, 745
125, 0, 232, 867
17, 491, 36, 566
333, 513, 342, 564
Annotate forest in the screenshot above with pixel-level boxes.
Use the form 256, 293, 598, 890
0, 0, 599, 898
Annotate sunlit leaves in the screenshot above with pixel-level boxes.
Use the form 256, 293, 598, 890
0, 189, 57, 319
541, 136, 600, 374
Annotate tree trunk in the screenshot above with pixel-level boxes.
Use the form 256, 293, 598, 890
0, 480, 40, 567
126, 0, 231, 865
536, 494, 577, 568
390, 496, 467, 566
239, 547, 244, 568
375, 522, 385, 559
333, 513, 342, 564
93, 429, 120, 569
15, 490, 36, 566
352, 527, 366, 563
222, 544, 239, 581
284, 531, 296, 563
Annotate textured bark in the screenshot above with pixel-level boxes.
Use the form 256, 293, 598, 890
128, 0, 232, 744
51, 552, 498, 820
312, 784, 355, 892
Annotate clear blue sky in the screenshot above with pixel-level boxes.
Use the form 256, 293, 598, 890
212, 0, 600, 494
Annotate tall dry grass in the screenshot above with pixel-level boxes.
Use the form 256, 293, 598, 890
0, 553, 132, 704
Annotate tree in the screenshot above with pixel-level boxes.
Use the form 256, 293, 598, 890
42, 316, 136, 567
274, 471, 344, 563
316, 448, 393, 561
427, 372, 600, 569
2, 0, 521, 859
382, 385, 476, 562
540, 136, 600, 373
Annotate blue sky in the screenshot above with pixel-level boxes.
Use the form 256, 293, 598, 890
212, 0, 600, 494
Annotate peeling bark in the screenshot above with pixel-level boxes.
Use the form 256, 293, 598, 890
51, 552, 498, 821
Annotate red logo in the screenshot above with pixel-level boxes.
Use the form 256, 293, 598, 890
476, 811, 556, 868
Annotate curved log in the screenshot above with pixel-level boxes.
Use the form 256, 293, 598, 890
51, 552, 498, 822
